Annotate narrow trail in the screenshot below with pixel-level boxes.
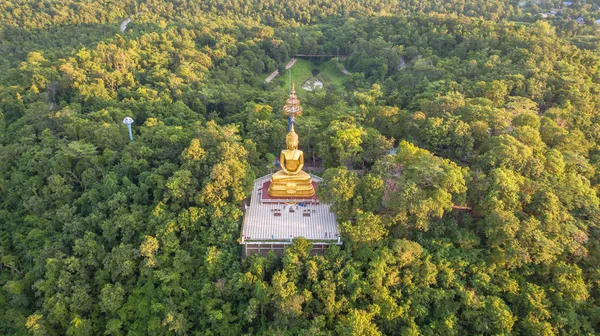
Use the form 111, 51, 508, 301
265, 70, 279, 83
285, 58, 297, 70
120, 18, 131, 32
120, 11, 146, 33
265, 58, 297, 83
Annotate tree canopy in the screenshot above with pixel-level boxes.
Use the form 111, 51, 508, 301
2, 0, 600, 335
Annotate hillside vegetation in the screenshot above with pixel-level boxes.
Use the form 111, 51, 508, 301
2, 1, 600, 335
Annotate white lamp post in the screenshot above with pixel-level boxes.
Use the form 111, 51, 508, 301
123, 117, 134, 141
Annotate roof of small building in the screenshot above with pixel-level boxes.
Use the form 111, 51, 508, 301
241, 174, 340, 243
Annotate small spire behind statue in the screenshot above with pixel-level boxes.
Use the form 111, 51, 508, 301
283, 84, 303, 131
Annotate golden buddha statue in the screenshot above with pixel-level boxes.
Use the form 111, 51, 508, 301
268, 125, 315, 197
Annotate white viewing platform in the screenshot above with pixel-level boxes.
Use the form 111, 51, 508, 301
240, 174, 341, 257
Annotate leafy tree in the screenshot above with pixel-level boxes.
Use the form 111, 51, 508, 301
377, 141, 468, 230
318, 119, 366, 167
335, 309, 382, 336
318, 167, 359, 221
341, 211, 388, 248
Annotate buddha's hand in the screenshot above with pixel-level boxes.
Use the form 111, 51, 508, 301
281, 163, 298, 174
281, 162, 293, 173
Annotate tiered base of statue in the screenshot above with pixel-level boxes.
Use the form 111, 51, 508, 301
268, 170, 315, 197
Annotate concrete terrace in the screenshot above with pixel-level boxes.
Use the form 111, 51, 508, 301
241, 174, 340, 246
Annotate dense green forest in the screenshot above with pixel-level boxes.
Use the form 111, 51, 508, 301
2, 0, 600, 335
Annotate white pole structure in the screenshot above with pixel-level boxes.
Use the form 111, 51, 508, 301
123, 117, 134, 141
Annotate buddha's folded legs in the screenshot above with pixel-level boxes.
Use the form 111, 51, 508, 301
271, 169, 312, 183
268, 170, 314, 197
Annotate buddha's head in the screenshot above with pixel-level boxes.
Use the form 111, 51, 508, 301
286, 125, 299, 150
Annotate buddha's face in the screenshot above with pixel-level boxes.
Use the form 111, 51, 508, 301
287, 138, 298, 150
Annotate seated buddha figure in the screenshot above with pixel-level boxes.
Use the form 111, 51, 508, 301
268, 125, 315, 197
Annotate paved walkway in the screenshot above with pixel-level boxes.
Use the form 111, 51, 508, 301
265, 58, 297, 83
120, 18, 131, 32
285, 58, 297, 70
265, 70, 279, 83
